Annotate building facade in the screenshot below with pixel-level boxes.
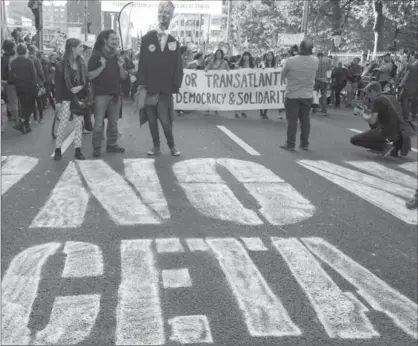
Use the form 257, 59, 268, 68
43, 3, 67, 43
66, 0, 101, 38
200, 14, 226, 44
169, 14, 203, 45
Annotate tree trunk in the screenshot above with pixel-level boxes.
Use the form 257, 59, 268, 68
330, 0, 342, 53
373, 0, 384, 57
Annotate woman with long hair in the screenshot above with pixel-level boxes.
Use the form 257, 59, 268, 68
259, 51, 276, 119
53, 38, 88, 160
9, 44, 37, 134
235, 51, 255, 118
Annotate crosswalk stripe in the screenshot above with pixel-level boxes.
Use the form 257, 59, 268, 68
272, 237, 379, 339
1, 155, 38, 195
346, 161, 417, 190
206, 238, 302, 337
30, 162, 89, 228
302, 237, 418, 340
299, 160, 417, 224
240, 237, 268, 251
116, 239, 165, 345
217, 125, 261, 156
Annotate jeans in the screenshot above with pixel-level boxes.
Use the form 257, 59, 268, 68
145, 93, 175, 148
400, 92, 417, 121
346, 81, 358, 105
334, 83, 345, 107
314, 79, 328, 113
16, 89, 36, 123
92, 95, 121, 149
284, 97, 312, 148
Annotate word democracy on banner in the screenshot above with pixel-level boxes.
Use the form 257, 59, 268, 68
174, 68, 286, 111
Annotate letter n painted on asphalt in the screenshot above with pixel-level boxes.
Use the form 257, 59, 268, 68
302, 237, 418, 340
173, 158, 315, 225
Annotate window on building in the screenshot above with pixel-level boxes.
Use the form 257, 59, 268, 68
211, 18, 221, 25
210, 30, 220, 36
196, 20, 200, 26
180, 20, 185, 26
186, 31, 192, 37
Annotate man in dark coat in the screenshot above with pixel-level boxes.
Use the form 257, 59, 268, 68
136, 0, 183, 156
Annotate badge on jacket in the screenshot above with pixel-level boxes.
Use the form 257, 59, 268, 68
168, 42, 177, 51
148, 44, 156, 52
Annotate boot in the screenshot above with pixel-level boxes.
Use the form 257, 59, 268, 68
54, 148, 62, 161
75, 148, 85, 160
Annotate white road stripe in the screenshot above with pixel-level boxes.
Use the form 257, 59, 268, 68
217, 125, 261, 156
162, 269, 192, 289
347, 161, 417, 190
168, 315, 213, 344
303, 237, 418, 340
299, 160, 417, 225
186, 238, 210, 252
240, 237, 268, 251
34, 295, 101, 345
348, 128, 417, 152
272, 238, 379, 339
206, 238, 301, 337
156, 238, 184, 253
77, 160, 161, 225
1, 243, 61, 345
30, 162, 89, 228
399, 162, 418, 176
62, 242, 103, 278
50, 130, 74, 157
116, 239, 165, 345
1, 155, 39, 195
174, 159, 315, 226
124, 159, 170, 220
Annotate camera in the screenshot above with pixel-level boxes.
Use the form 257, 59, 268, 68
353, 104, 365, 117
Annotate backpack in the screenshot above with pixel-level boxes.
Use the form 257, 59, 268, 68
389, 60, 398, 78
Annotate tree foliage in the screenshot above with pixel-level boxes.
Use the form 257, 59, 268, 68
229, 0, 417, 54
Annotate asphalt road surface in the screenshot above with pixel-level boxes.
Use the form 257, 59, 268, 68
1, 103, 417, 346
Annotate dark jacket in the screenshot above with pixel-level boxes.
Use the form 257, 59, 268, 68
137, 30, 183, 95
1, 53, 15, 84
9, 56, 37, 92
55, 60, 88, 103
28, 54, 45, 86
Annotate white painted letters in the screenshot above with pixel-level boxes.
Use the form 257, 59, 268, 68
62, 241, 103, 278
1, 243, 61, 345
1, 155, 39, 195
302, 237, 418, 339
116, 239, 165, 345
168, 315, 213, 344
206, 238, 301, 337
272, 237, 379, 339
173, 158, 315, 226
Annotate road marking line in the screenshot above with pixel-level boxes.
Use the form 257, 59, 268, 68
50, 130, 74, 157
299, 160, 417, 224
168, 315, 213, 344
34, 295, 101, 345
347, 161, 417, 190
62, 242, 103, 278
272, 237, 379, 339
78, 160, 161, 225
116, 239, 165, 345
348, 128, 417, 152
162, 269, 192, 289
206, 238, 301, 337
240, 237, 268, 251
186, 238, 210, 252
302, 237, 418, 340
217, 125, 261, 156
30, 162, 89, 228
399, 162, 418, 176
156, 238, 184, 253
124, 159, 170, 220
1, 243, 61, 345
1, 155, 39, 195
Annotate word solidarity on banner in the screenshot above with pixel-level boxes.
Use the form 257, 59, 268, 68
174, 68, 286, 111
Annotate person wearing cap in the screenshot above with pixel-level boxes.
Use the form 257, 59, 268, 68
350, 81, 407, 157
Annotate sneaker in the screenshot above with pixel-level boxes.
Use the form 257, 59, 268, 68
75, 148, 85, 160
93, 148, 101, 158
241, 113, 247, 118
235, 113, 240, 118
106, 145, 125, 153
170, 147, 181, 156
299, 145, 309, 151
54, 148, 62, 161
147, 147, 161, 156
280, 144, 296, 152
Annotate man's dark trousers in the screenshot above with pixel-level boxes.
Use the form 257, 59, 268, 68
145, 94, 175, 149
284, 98, 312, 148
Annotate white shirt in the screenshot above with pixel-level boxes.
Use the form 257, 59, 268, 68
155, 27, 169, 51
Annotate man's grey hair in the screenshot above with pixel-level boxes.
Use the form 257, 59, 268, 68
159, 1, 175, 12
299, 38, 314, 56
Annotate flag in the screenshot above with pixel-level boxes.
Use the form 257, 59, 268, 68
118, 2, 134, 51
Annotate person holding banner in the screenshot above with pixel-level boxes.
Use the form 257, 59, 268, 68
234, 52, 256, 118
280, 38, 318, 151
137, 0, 183, 156
259, 51, 277, 119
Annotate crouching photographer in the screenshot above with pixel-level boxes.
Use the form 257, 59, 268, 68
350, 81, 415, 157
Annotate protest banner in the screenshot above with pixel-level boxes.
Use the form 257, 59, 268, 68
174, 68, 286, 111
